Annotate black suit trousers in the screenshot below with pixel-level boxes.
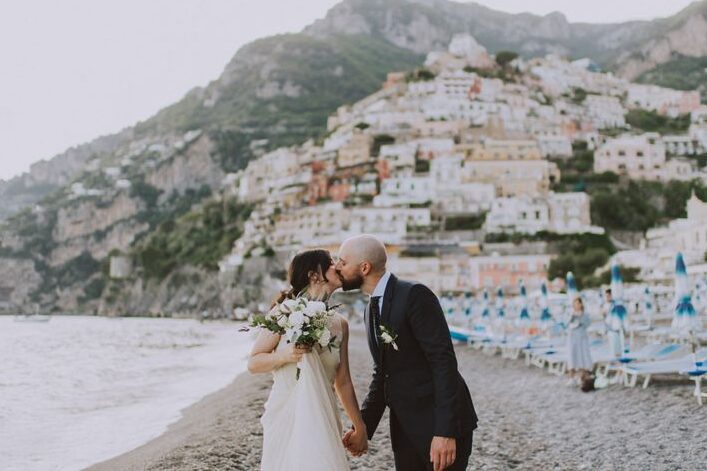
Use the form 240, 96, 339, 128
391, 411, 473, 471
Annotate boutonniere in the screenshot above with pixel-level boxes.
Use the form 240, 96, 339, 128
379, 324, 399, 351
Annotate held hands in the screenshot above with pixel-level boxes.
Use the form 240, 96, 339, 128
342, 426, 368, 457
430, 436, 456, 471
279, 344, 312, 365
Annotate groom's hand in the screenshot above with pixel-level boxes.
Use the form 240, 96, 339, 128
342, 427, 367, 456
430, 436, 456, 471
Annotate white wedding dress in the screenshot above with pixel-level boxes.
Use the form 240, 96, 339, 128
260, 315, 350, 471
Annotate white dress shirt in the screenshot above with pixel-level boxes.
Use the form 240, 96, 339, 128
371, 271, 392, 314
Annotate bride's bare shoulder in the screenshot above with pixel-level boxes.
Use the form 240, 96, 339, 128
333, 312, 349, 332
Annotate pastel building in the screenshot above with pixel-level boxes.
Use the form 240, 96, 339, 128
468, 254, 553, 292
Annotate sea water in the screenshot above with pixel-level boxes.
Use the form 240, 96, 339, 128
0, 316, 253, 471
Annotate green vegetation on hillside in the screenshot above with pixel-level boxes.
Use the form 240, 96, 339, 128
137, 34, 423, 173
484, 232, 616, 289
136, 199, 253, 279
625, 109, 691, 134
636, 55, 707, 101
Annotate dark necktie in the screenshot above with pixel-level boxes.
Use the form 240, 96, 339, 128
369, 296, 381, 351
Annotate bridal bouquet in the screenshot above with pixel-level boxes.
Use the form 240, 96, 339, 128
246, 298, 339, 379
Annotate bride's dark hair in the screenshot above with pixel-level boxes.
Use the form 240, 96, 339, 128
272, 249, 333, 306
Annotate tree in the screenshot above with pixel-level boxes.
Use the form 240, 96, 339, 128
495, 51, 518, 68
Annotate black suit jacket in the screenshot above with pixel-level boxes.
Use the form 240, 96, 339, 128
360, 274, 478, 456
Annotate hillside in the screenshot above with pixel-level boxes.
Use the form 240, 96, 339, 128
1, 0, 706, 314
3, 0, 705, 221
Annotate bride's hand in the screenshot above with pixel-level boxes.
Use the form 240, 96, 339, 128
279, 344, 311, 364
343, 426, 368, 456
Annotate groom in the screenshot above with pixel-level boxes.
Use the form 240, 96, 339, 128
336, 235, 477, 471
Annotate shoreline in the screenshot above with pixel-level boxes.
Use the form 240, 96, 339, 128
87, 327, 706, 470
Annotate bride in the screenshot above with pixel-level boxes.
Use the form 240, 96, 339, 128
248, 249, 368, 470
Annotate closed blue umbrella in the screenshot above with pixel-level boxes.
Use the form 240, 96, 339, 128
539, 282, 552, 323
495, 287, 506, 318
672, 253, 701, 334
607, 263, 628, 355
566, 271, 578, 301
463, 292, 473, 318
642, 286, 655, 327
518, 281, 530, 321
481, 289, 490, 319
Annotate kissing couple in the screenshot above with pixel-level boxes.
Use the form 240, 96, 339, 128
248, 234, 477, 471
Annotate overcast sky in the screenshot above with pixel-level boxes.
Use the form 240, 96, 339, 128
0, 0, 696, 180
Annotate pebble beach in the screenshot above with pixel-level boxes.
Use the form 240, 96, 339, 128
88, 327, 706, 471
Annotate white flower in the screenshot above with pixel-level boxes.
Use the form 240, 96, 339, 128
379, 325, 399, 351
265, 306, 279, 321
282, 298, 299, 312
285, 327, 301, 344
305, 301, 327, 316
318, 328, 332, 347
289, 310, 305, 327
277, 315, 289, 328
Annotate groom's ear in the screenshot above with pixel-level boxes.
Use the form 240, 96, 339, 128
360, 261, 372, 276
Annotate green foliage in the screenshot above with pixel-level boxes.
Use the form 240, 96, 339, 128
625, 109, 690, 134
584, 266, 640, 288
55, 252, 101, 287
636, 55, 707, 101
136, 199, 253, 279
136, 185, 213, 230
210, 129, 258, 173
590, 182, 661, 231
571, 87, 588, 104
590, 180, 707, 231
495, 51, 518, 68
130, 179, 162, 208
138, 33, 422, 169
544, 234, 617, 289
406, 68, 435, 82
81, 278, 106, 301
445, 213, 486, 231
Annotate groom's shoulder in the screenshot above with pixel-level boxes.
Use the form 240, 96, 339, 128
394, 276, 435, 298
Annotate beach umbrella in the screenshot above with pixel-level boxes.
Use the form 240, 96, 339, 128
495, 287, 506, 318
518, 281, 530, 322
480, 289, 490, 319
463, 292, 473, 318
565, 271, 578, 301
642, 286, 655, 327
606, 263, 629, 355
609, 263, 628, 325
539, 282, 552, 323
672, 253, 702, 334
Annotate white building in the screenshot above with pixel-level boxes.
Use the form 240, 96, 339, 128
644, 192, 707, 267
536, 133, 572, 157
627, 84, 701, 117
348, 207, 432, 244
484, 196, 550, 234
583, 95, 626, 129
268, 202, 348, 249
485, 192, 600, 235
594, 133, 666, 180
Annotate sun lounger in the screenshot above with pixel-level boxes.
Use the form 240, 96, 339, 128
621, 348, 707, 389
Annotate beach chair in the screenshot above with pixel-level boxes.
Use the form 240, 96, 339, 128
621, 348, 707, 389
595, 343, 689, 383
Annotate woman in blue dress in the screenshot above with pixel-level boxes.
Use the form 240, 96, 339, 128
567, 296, 593, 386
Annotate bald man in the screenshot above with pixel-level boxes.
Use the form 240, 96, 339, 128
336, 235, 477, 471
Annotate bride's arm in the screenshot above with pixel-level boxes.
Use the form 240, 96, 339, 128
247, 330, 305, 374
333, 318, 367, 440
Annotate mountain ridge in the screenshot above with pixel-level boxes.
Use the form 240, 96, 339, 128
1, 0, 705, 221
